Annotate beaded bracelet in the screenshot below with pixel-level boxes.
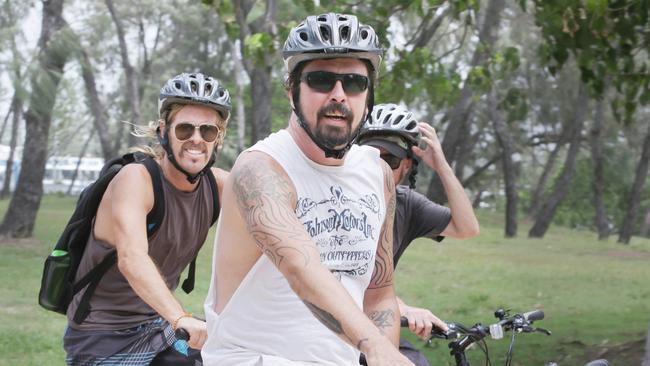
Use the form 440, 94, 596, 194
172, 312, 193, 330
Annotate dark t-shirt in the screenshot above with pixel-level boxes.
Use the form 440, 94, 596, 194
393, 185, 451, 267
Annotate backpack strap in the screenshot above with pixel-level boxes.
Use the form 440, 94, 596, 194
206, 168, 220, 226
72, 155, 165, 324
141, 156, 165, 236
181, 169, 220, 294
72, 250, 117, 324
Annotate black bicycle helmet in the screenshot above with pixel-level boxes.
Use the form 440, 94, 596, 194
158, 72, 231, 120
157, 72, 231, 184
360, 103, 420, 146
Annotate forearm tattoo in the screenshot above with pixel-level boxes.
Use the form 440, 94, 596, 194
368, 163, 396, 289
369, 309, 395, 333
303, 300, 344, 335
232, 157, 313, 268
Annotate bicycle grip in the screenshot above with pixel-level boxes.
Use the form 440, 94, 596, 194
175, 328, 190, 341
400, 316, 409, 327
523, 309, 544, 322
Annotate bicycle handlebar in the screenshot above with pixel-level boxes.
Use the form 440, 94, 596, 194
400, 308, 550, 343
175, 328, 190, 341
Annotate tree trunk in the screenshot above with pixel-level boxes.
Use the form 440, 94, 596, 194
0, 0, 69, 238
0, 94, 22, 199
527, 136, 564, 217
66, 129, 95, 195
639, 207, 650, 238
407, 4, 452, 49
105, 0, 141, 148
0, 100, 11, 141
461, 152, 500, 189
249, 67, 272, 143
427, 0, 506, 203
78, 45, 115, 160
618, 122, 650, 244
233, 40, 246, 153
529, 85, 588, 238
233, 0, 276, 144
590, 96, 609, 240
489, 91, 518, 237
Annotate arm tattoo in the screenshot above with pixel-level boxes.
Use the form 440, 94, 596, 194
369, 309, 395, 333
368, 162, 396, 289
303, 300, 344, 335
232, 157, 313, 268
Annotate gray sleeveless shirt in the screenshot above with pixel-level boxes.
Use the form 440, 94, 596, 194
67, 166, 215, 330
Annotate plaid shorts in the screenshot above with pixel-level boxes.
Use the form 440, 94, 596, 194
63, 317, 196, 366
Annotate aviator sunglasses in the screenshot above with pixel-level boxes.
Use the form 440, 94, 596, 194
301, 71, 369, 95
380, 153, 403, 170
173, 122, 221, 142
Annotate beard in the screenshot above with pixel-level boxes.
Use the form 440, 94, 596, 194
312, 102, 356, 149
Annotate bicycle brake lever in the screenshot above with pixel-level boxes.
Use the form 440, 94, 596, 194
534, 327, 552, 336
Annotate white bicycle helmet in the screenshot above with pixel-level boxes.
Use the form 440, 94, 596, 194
360, 103, 420, 146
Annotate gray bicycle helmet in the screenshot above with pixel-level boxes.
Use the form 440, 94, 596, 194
157, 72, 231, 184
158, 72, 231, 121
360, 103, 420, 146
282, 13, 384, 75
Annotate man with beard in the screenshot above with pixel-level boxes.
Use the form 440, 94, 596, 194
63, 72, 230, 366
202, 13, 414, 366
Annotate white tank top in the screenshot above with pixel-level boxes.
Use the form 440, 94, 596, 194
203, 130, 386, 365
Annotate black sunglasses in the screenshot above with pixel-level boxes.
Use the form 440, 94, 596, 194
174, 122, 220, 143
301, 71, 369, 95
380, 153, 402, 170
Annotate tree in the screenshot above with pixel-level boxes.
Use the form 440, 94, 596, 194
489, 90, 519, 237
529, 84, 588, 238
0, 93, 22, 199
0, 0, 71, 238
76, 43, 115, 160
426, 0, 507, 204
232, 0, 277, 144
618, 122, 650, 244
589, 94, 610, 240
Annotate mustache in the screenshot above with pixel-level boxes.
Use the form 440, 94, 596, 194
317, 103, 353, 124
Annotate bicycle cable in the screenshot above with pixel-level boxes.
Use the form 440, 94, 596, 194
504, 331, 516, 366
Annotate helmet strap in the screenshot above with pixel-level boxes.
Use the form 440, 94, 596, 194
157, 127, 215, 184
290, 84, 371, 160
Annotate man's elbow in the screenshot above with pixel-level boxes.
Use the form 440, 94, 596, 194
116, 250, 143, 278
463, 225, 480, 238
453, 222, 480, 239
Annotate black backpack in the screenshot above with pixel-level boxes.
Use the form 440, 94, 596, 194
38, 152, 219, 324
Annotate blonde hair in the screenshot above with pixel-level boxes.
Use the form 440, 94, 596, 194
130, 103, 227, 159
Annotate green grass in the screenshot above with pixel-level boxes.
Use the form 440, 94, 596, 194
1, 196, 649, 365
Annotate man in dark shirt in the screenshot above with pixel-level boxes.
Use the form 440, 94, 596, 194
359, 103, 480, 364
63, 73, 230, 366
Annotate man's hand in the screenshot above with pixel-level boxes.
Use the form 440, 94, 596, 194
361, 336, 415, 366
400, 302, 448, 340
412, 122, 451, 174
176, 316, 208, 350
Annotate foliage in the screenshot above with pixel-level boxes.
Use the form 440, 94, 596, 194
3, 0, 649, 241
529, 0, 650, 124
553, 154, 632, 230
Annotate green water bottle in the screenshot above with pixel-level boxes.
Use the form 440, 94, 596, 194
38, 249, 71, 312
